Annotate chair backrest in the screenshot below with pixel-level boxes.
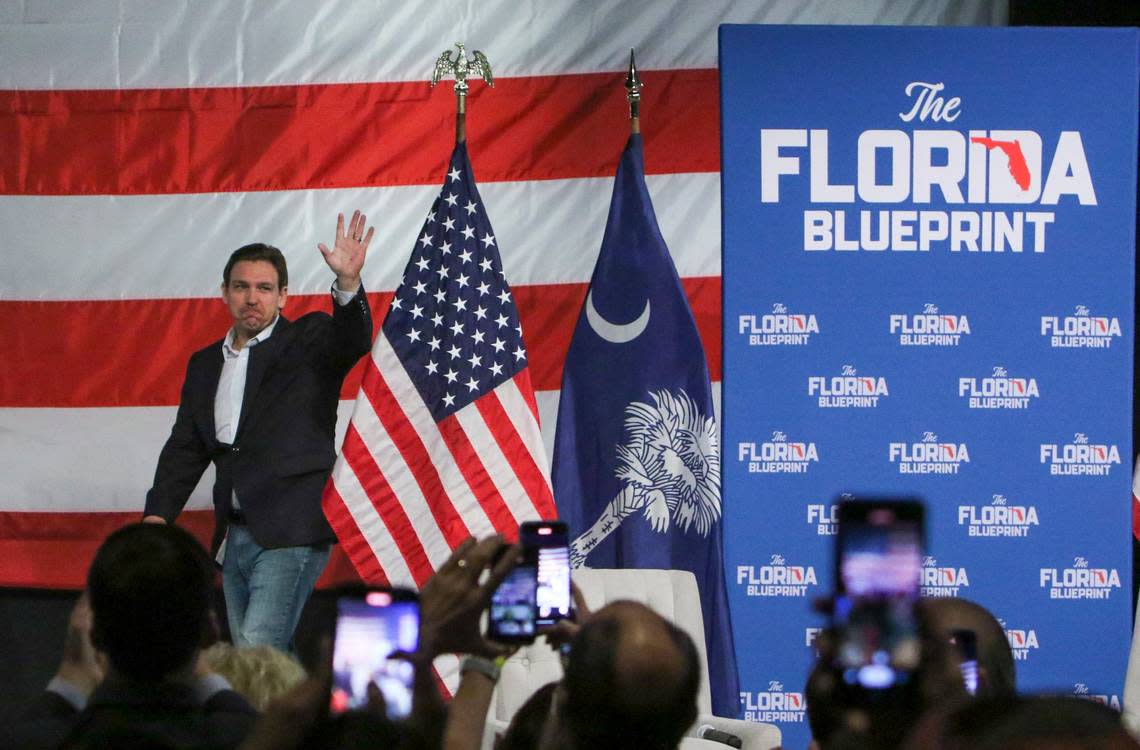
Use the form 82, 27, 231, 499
492, 567, 713, 726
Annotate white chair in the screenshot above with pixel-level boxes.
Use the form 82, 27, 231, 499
483, 568, 782, 750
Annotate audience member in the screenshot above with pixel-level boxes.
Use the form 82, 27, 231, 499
495, 682, 557, 750
17, 523, 1129, 750
482, 583, 590, 750
904, 695, 1140, 750
922, 597, 1016, 699
239, 536, 522, 750
0, 593, 105, 750
805, 603, 966, 750
242, 538, 704, 750
202, 642, 307, 711
440, 576, 703, 750
3, 523, 257, 750
550, 600, 701, 750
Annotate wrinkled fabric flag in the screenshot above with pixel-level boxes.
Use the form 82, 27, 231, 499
325, 143, 555, 589
552, 134, 740, 717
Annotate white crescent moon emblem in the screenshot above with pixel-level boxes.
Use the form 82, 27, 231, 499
585, 290, 651, 344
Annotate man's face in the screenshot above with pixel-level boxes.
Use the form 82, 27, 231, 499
222, 260, 287, 340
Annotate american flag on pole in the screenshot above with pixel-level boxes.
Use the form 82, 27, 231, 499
323, 142, 557, 587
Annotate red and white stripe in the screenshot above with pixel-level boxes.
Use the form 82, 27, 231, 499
324, 327, 556, 588
0, 0, 998, 588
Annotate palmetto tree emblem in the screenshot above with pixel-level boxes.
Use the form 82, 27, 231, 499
570, 390, 721, 567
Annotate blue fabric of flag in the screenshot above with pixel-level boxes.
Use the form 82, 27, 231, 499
552, 133, 740, 718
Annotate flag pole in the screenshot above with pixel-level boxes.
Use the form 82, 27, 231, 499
456, 85, 467, 144
430, 42, 494, 145
625, 48, 643, 135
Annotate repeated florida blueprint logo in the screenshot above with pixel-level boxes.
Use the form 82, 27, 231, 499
720, 26, 1138, 746
738, 432, 819, 474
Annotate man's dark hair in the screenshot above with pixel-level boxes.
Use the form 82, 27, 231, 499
922, 597, 1016, 699
562, 603, 700, 750
807, 607, 966, 750
88, 523, 214, 681
223, 243, 288, 288
303, 712, 402, 750
929, 695, 1138, 750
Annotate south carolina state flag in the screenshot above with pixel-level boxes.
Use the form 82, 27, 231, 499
552, 133, 739, 717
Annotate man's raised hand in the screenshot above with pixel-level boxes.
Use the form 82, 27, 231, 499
318, 210, 373, 292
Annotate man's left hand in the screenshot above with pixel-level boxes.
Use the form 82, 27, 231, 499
318, 209, 373, 292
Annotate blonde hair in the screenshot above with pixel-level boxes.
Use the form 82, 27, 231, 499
203, 642, 306, 711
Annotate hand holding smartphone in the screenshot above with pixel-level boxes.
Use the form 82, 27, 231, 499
330, 588, 419, 718
833, 499, 924, 691
487, 520, 571, 643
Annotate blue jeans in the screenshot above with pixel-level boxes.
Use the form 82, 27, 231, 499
222, 524, 330, 650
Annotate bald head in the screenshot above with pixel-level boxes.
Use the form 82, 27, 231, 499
608, 602, 693, 710
562, 601, 700, 750
922, 597, 1015, 698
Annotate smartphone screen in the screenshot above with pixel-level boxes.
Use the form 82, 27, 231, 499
330, 588, 419, 718
950, 628, 979, 695
523, 521, 571, 628
833, 499, 924, 691
488, 563, 538, 643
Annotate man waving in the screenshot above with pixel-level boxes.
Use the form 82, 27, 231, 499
144, 211, 375, 650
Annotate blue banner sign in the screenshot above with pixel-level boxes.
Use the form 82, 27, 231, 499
720, 25, 1138, 748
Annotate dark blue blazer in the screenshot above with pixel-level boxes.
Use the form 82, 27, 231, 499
3, 681, 257, 750
144, 287, 372, 553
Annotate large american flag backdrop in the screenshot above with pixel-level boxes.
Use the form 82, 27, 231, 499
0, 1, 1000, 589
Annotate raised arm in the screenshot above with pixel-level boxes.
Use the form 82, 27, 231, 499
319, 210, 375, 371
419, 538, 521, 750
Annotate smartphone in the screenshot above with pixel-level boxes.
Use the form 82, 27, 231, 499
949, 628, 979, 695
330, 587, 419, 718
526, 520, 571, 628
487, 560, 538, 643
487, 520, 571, 642
832, 499, 924, 691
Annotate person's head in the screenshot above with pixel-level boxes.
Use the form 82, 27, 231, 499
221, 243, 289, 342
497, 681, 557, 750
806, 604, 966, 750
906, 695, 1140, 750
303, 712, 402, 750
202, 642, 306, 711
88, 523, 215, 682
559, 601, 700, 750
921, 597, 1016, 699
